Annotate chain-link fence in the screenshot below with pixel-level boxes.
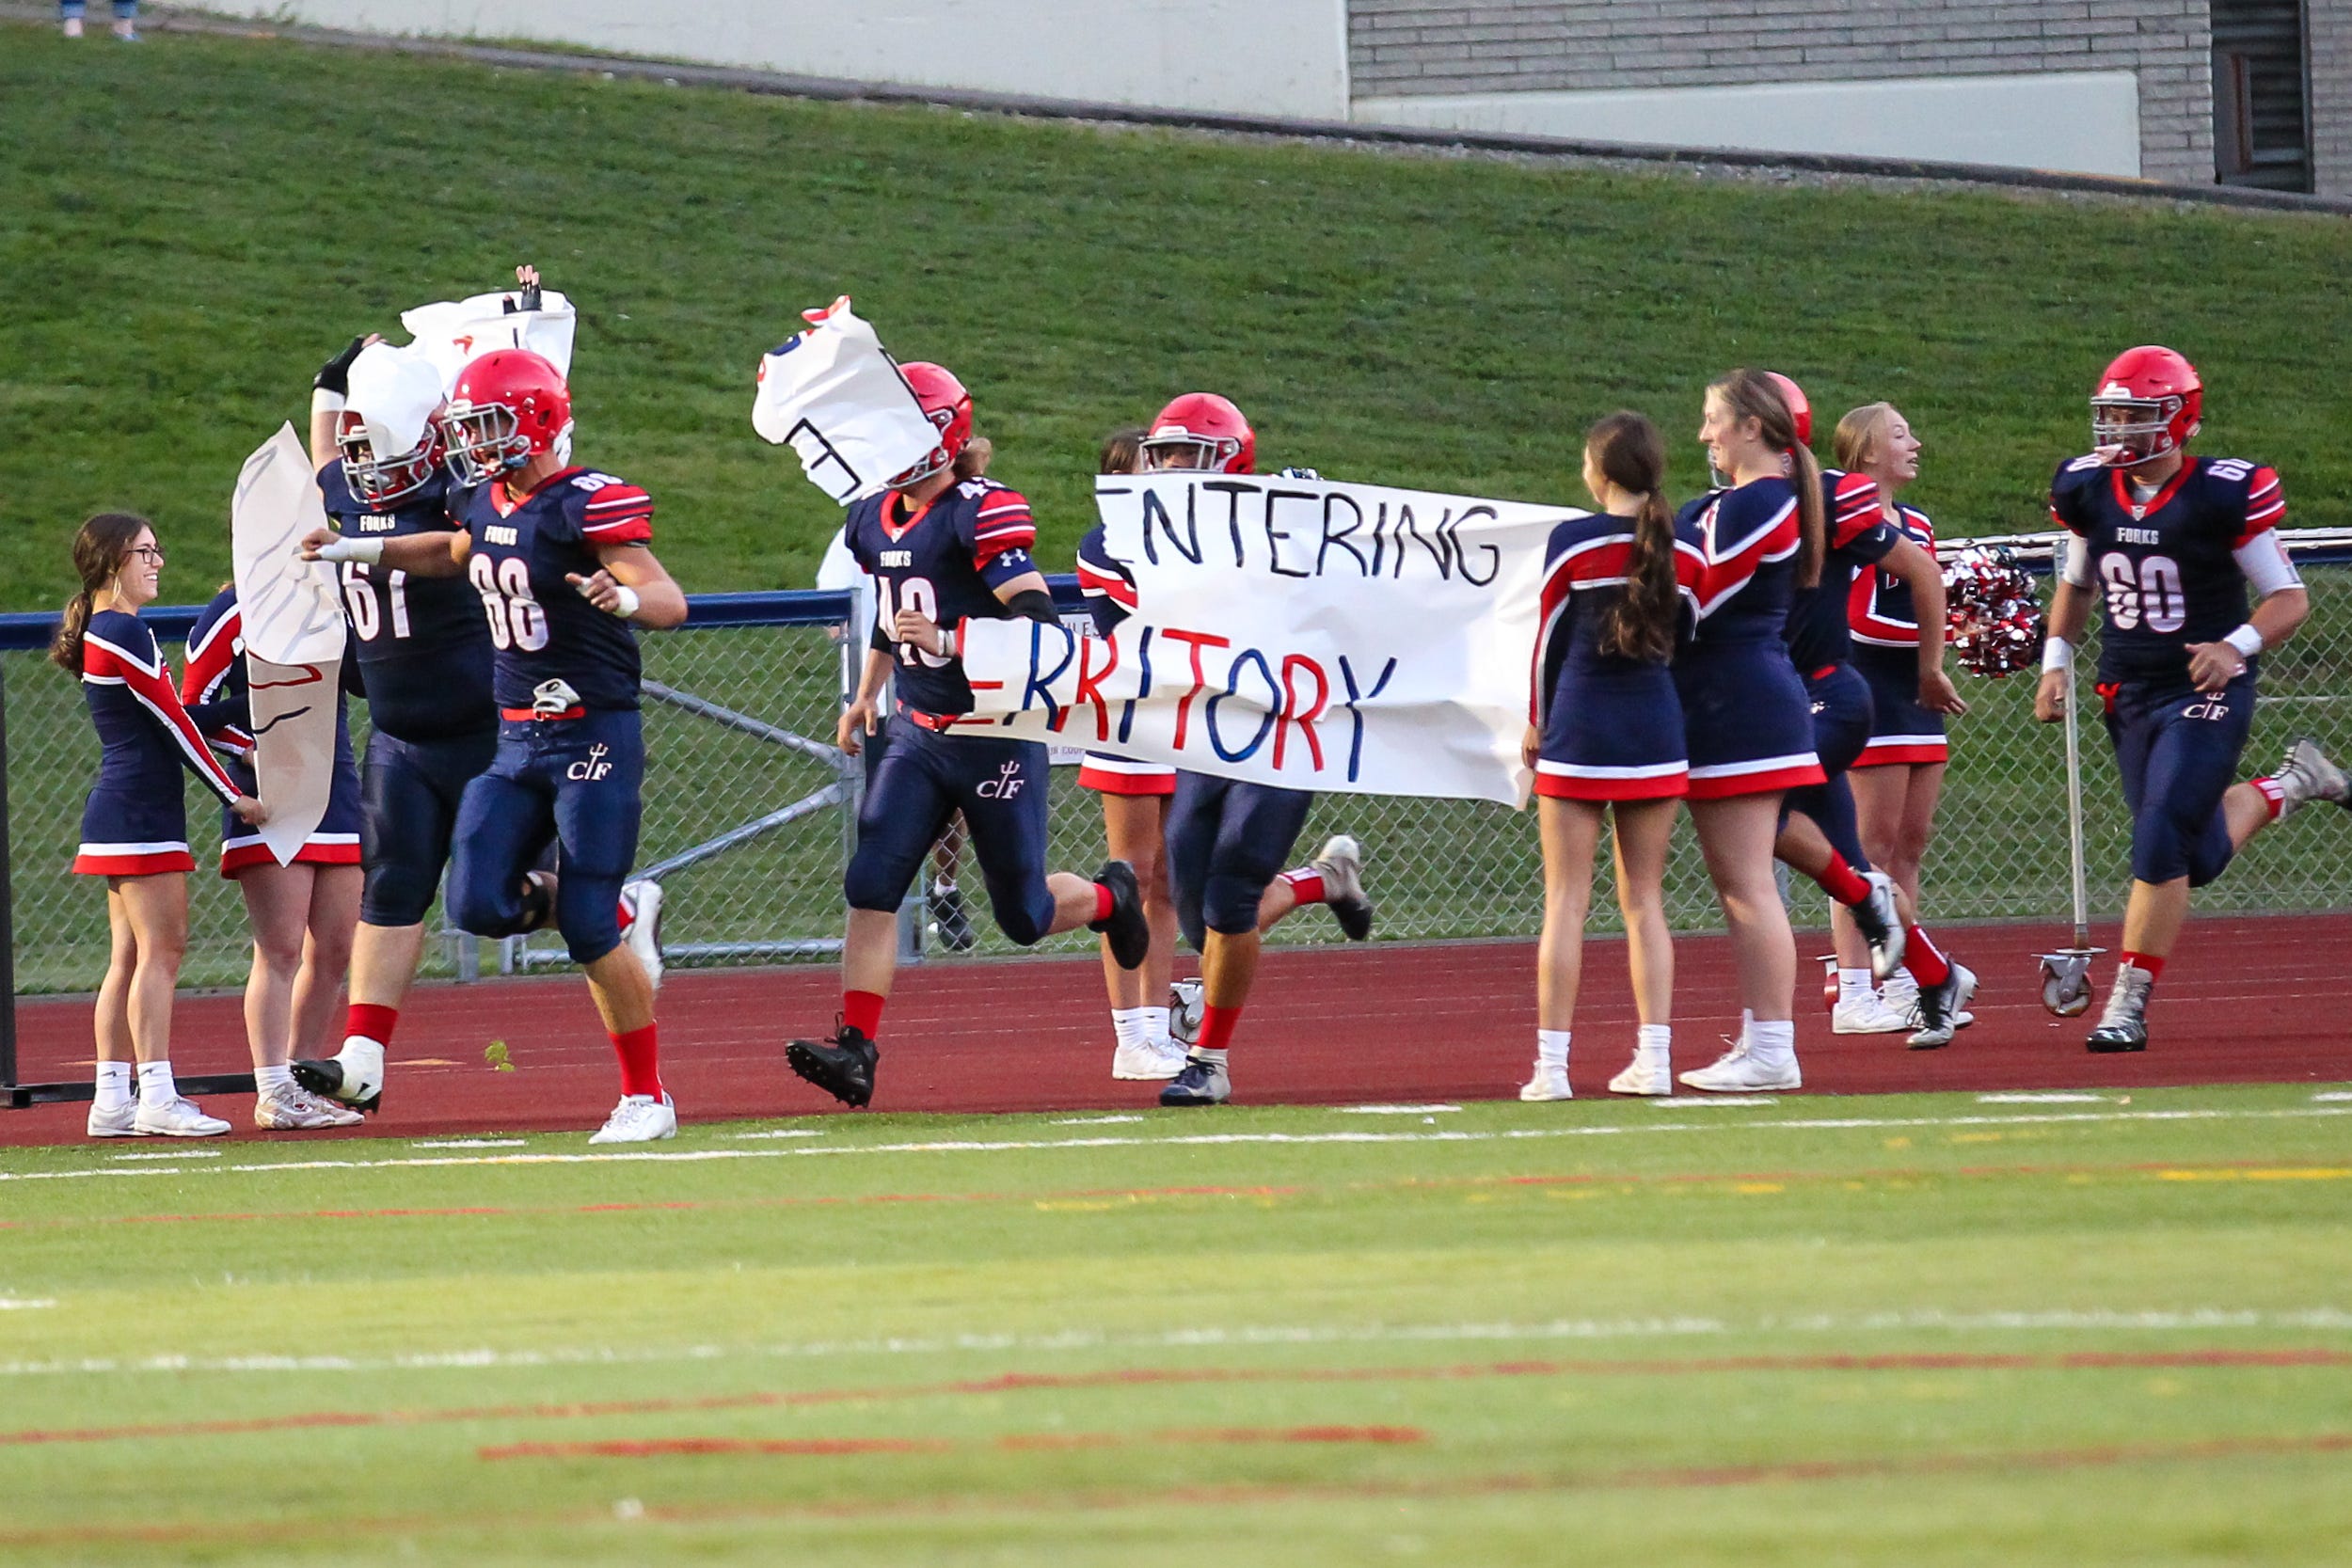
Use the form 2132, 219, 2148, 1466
3, 540, 2349, 1000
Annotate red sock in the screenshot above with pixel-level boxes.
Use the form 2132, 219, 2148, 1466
609, 1022, 662, 1099
2120, 951, 2166, 985
345, 1003, 400, 1049
1198, 1003, 1242, 1053
2251, 776, 2286, 820
1814, 853, 1871, 907
616, 897, 635, 933
1902, 927, 1950, 988
1092, 883, 1117, 924
843, 990, 885, 1039
1279, 868, 1326, 904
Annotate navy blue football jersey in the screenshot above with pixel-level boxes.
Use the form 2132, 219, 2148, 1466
456, 466, 655, 712
316, 462, 495, 740
2049, 454, 2286, 685
846, 476, 1039, 716
1786, 467, 1901, 673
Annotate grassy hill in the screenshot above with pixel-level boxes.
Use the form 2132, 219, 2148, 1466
3, 24, 2351, 612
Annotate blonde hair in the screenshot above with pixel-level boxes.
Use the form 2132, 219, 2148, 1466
1834, 402, 1903, 475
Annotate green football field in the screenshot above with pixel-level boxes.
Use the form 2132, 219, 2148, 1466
4, 1083, 2349, 1565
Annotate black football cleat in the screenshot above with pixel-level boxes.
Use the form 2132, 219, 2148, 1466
929, 883, 976, 953
2085, 968, 2153, 1053
787, 1023, 879, 1107
1090, 860, 1150, 971
291, 1055, 381, 1113
1848, 871, 1907, 982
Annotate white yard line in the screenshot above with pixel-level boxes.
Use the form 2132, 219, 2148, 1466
5, 1104, 2349, 1184
2, 1307, 2347, 1379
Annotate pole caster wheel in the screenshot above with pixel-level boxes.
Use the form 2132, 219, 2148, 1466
2038, 951, 2097, 1018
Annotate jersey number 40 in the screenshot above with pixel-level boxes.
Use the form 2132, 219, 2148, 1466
2098, 552, 2187, 633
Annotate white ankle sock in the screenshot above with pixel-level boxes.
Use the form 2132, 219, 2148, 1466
255, 1063, 295, 1095
1190, 1047, 1229, 1067
1140, 1006, 1172, 1050
1635, 1023, 1671, 1059
1534, 1029, 1570, 1070
95, 1060, 133, 1111
135, 1060, 177, 1108
1111, 1007, 1152, 1050
1836, 969, 1874, 1006
1747, 1019, 1797, 1069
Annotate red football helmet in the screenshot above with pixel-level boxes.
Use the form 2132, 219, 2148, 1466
1141, 393, 1255, 474
2090, 345, 2201, 467
1765, 372, 1813, 449
439, 349, 573, 485
890, 361, 974, 488
336, 411, 442, 509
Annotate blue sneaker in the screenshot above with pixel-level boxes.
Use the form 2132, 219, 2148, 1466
1158, 1052, 1230, 1107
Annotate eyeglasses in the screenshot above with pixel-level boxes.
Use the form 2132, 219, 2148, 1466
128, 545, 165, 563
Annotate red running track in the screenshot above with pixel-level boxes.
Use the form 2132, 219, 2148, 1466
4, 915, 2347, 1147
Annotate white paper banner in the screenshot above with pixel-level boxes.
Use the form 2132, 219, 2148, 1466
246, 657, 338, 867
958, 474, 1581, 805
752, 296, 939, 504
400, 287, 577, 387
231, 423, 346, 667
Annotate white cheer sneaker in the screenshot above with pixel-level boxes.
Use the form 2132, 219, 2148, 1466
133, 1097, 231, 1137
87, 1101, 140, 1139
255, 1085, 364, 1131
590, 1093, 677, 1144
1832, 993, 1914, 1035
1111, 1037, 1185, 1081
1607, 1053, 1675, 1097
1518, 1064, 1572, 1102
1677, 1042, 1802, 1094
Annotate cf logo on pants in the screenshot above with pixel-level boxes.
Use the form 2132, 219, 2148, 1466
2181, 701, 2232, 721
974, 760, 1025, 799
567, 743, 614, 781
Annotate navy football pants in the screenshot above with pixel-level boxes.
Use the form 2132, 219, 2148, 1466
2105, 673, 2255, 887
1783, 662, 1876, 871
448, 711, 642, 964
359, 727, 498, 927
1167, 771, 1312, 952
845, 719, 1058, 944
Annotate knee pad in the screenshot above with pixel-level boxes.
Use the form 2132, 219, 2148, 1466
447, 868, 529, 939
360, 857, 440, 928
1201, 871, 1267, 938
986, 883, 1059, 947
555, 872, 624, 966
844, 838, 922, 915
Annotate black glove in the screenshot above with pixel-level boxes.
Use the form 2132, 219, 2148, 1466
314, 336, 367, 396
506, 276, 544, 314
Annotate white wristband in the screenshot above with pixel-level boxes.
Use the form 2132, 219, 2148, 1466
312, 535, 384, 565
310, 388, 346, 419
608, 584, 641, 620
2042, 636, 2074, 674
2222, 623, 2265, 659
939, 624, 960, 659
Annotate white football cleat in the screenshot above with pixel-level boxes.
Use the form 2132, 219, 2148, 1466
293, 1037, 385, 1112
1112, 1037, 1185, 1081
1832, 994, 1914, 1035
255, 1085, 363, 1131
2273, 736, 2349, 817
1608, 1053, 1674, 1097
1677, 1043, 1801, 1094
1309, 834, 1375, 942
87, 1101, 140, 1139
1518, 1064, 1572, 1101
133, 1098, 231, 1138
1856, 871, 1907, 982
620, 879, 666, 990
590, 1092, 677, 1144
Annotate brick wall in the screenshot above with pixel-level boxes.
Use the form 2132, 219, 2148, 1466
1348, 1, 2217, 184
2312, 0, 2352, 196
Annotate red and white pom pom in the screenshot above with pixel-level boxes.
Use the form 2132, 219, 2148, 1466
1943, 546, 2044, 678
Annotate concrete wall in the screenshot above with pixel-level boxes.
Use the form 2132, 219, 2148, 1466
1348, 1, 2217, 183
183, 0, 1354, 119
1357, 71, 2143, 176
2313, 0, 2352, 197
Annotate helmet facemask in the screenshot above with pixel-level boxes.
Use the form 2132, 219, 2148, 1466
336, 415, 439, 509
439, 400, 534, 486
1140, 434, 1240, 473
2090, 392, 2181, 467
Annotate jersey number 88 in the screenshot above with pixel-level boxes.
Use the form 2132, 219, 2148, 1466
468, 553, 550, 651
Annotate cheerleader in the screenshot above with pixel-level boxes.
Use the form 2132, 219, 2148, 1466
1518, 413, 1701, 1100
1671, 372, 1827, 1093
54, 515, 265, 1138
1838, 403, 1963, 1028
180, 586, 366, 1130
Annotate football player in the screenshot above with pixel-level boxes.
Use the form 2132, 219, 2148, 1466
783, 362, 1150, 1110
305, 346, 688, 1140
1082, 399, 1374, 1100
2039, 345, 2347, 1052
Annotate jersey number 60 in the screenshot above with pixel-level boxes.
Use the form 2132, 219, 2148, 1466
2098, 552, 2186, 633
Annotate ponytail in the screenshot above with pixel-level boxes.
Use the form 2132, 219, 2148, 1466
50, 513, 151, 673
1586, 412, 1680, 664
1709, 369, 1824, 589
